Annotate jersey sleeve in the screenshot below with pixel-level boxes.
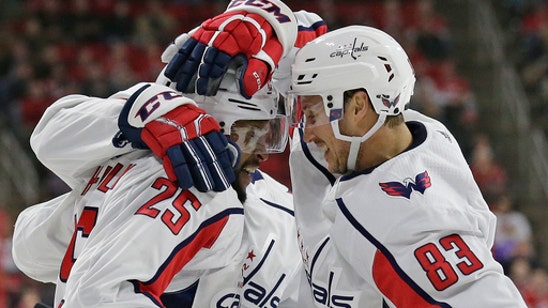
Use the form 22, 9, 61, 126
30, 91, 132, 189
12, 192, 75, 283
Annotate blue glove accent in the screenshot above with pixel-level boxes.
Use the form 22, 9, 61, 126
164, 38, 201, 93
226, 139, 240, 174
196, 46, 232, 95
117, 84, 152, 149
166, 131, 237, 192
165, 38, 233, 96
165, 145, 195, 191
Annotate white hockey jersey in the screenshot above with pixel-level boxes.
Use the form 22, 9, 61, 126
13, 149, 245, 307
12, 85, 310, 307
161, 169, 313, 308
289, 110, 527, 307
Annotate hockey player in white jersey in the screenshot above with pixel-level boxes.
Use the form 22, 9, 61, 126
12, 77, 309, 307
284, 25, 527, 307
12, 81, 246, 307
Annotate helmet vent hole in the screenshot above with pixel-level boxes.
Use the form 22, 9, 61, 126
305, 57, 316, 62
378, 56, 388, 61
229, 98, 262, 111
388, 73, 395, 82
296, 73, 317, 85
384, 64, 392, 72
238, 106, 262, 111
220, 121, 225, 127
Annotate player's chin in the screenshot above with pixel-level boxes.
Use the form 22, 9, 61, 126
326, 158, 346, 174
326, 164, 339, 174
238, 169, 252, 190
237, 163, 258, 188
232, 175, 248, 203
323, 152, 336, 171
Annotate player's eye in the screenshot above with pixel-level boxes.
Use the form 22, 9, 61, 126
304, 111, 316, 125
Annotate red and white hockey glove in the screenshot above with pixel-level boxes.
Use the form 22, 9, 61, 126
118, 83, 237, 192
159, 0, 297, 99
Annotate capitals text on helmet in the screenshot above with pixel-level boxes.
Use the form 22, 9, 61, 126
330, 38, 368, 60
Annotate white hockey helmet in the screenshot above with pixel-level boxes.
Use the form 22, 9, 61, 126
187, 69, 288, 154
288, 25, 415, 127
288, 25, 416, 171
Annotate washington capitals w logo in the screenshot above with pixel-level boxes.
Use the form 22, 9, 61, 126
381, 93, 400, 108
379, 170, 432, 199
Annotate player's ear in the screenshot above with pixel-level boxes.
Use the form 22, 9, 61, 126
348, 90, 370, 120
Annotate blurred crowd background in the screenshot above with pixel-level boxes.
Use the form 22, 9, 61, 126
0, 0, 547, 307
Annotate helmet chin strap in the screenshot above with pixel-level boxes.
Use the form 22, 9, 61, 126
331, 112, 387, 172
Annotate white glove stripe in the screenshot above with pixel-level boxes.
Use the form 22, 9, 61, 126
156, 117, 183, 132
225, 0, 297, 58
242, 16, 267, 47
194, 115, 230, 187
155, 117, 190, 141
180, 124, 189, 140
183, 141, 213, 190
193, 114, 205, 136
252, 50, 275, 71
208, 30, 223, 45
209, 14, 267, 47
181, 125, 213, 189
199, 136, 230, 188
216, 14, 244, 32
156, 115, 220, 189
196, 44, 212, 95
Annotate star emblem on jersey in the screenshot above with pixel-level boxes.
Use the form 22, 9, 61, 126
247, 250, 256, 261
379, 170, 432, 199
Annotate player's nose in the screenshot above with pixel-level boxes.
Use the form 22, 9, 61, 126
303, 125, 316, 143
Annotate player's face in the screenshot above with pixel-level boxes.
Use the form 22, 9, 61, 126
304, 124, 350, 174
298, 95, 330, 128
301, 97, 350, 174
229, 120, 270, 202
